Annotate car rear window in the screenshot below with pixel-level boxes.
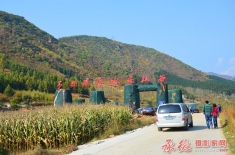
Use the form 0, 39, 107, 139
158, 105, 181, 114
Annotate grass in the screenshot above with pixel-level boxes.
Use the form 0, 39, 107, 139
91, 114, 156, 141
219, 100, 235, 154
15, 145, 78, 155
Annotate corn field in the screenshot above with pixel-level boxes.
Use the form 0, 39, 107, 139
0, 104, 133, 153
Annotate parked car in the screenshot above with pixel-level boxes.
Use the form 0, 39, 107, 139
156, 103, 193, 131
0, 104, 10, 109
142, 106, 156, 116
187, 103, 199, 113
190, 107, 199, 113
0, 103, 10, 112
137, 108, 144, 114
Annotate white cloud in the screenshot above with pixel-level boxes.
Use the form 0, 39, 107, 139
229, 57, 235, 65
221, 66, 235, 76
215, 57, 223, 67
211, 58, 235, 76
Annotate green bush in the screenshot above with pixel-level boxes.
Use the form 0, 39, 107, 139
22, 94, 32, 105
12, 92, 23, 103
10, 96, 21, 110
10, 102, 20, 110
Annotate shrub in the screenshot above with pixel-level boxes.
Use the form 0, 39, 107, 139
0, 93, 8, 102
13, 92, 23, 103
10, 102, 20, 110
22, 94, 32, 105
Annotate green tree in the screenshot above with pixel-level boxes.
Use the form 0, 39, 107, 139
38, 82, 44, 92
3, 84, 15, 97
0, 58, 4, 71
22, 95, 32, 105
91, 86, 96, 91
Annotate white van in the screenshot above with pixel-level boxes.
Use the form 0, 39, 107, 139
156, 103, 193, 131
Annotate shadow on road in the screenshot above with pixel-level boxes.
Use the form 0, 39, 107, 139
162, 125, 207, 132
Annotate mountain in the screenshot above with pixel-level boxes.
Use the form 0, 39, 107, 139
206, 72, 235, 81
0, 10, 74, 77
1, 10, 235, 95
58, 36, 209, 81
0, 10, 208, 82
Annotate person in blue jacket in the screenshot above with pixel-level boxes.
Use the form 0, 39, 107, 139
217, 104, 222, 113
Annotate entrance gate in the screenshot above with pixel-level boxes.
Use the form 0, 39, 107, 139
124, 83, 183, 109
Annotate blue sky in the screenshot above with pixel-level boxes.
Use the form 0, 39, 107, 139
1, 0, 235, 76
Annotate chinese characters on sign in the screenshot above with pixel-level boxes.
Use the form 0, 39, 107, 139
96, 77, 103, 87
141, 74, 150, 83
126, 75, 134, 84
158, 74, 166, 83
110, 77, 119, 86
57, 81, 63, 90
82, 78, 90, 87
70, 80, 77, 89
162, 139, 227, 153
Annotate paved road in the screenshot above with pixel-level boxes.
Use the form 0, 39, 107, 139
70, 113, 231, 155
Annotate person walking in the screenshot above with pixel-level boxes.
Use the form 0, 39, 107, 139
212, 104, 219, 129
202, 100, 213, 129
217, 104, 222, 114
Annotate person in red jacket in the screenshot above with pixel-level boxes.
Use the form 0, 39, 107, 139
212, 104, 219, 129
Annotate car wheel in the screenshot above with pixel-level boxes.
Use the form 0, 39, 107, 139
183, 121, 188, 131
158, 127, 162, 131
189, 120, 193, 127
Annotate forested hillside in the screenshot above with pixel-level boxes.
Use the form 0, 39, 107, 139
58, 36, 207, 81
154, 70, 235, 95
0, 59, 88, 94
0, 10, 235, 97
206, 72, 235, 81
0, 10, 77, 77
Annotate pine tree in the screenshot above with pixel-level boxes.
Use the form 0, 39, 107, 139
3, 84, 15, 97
